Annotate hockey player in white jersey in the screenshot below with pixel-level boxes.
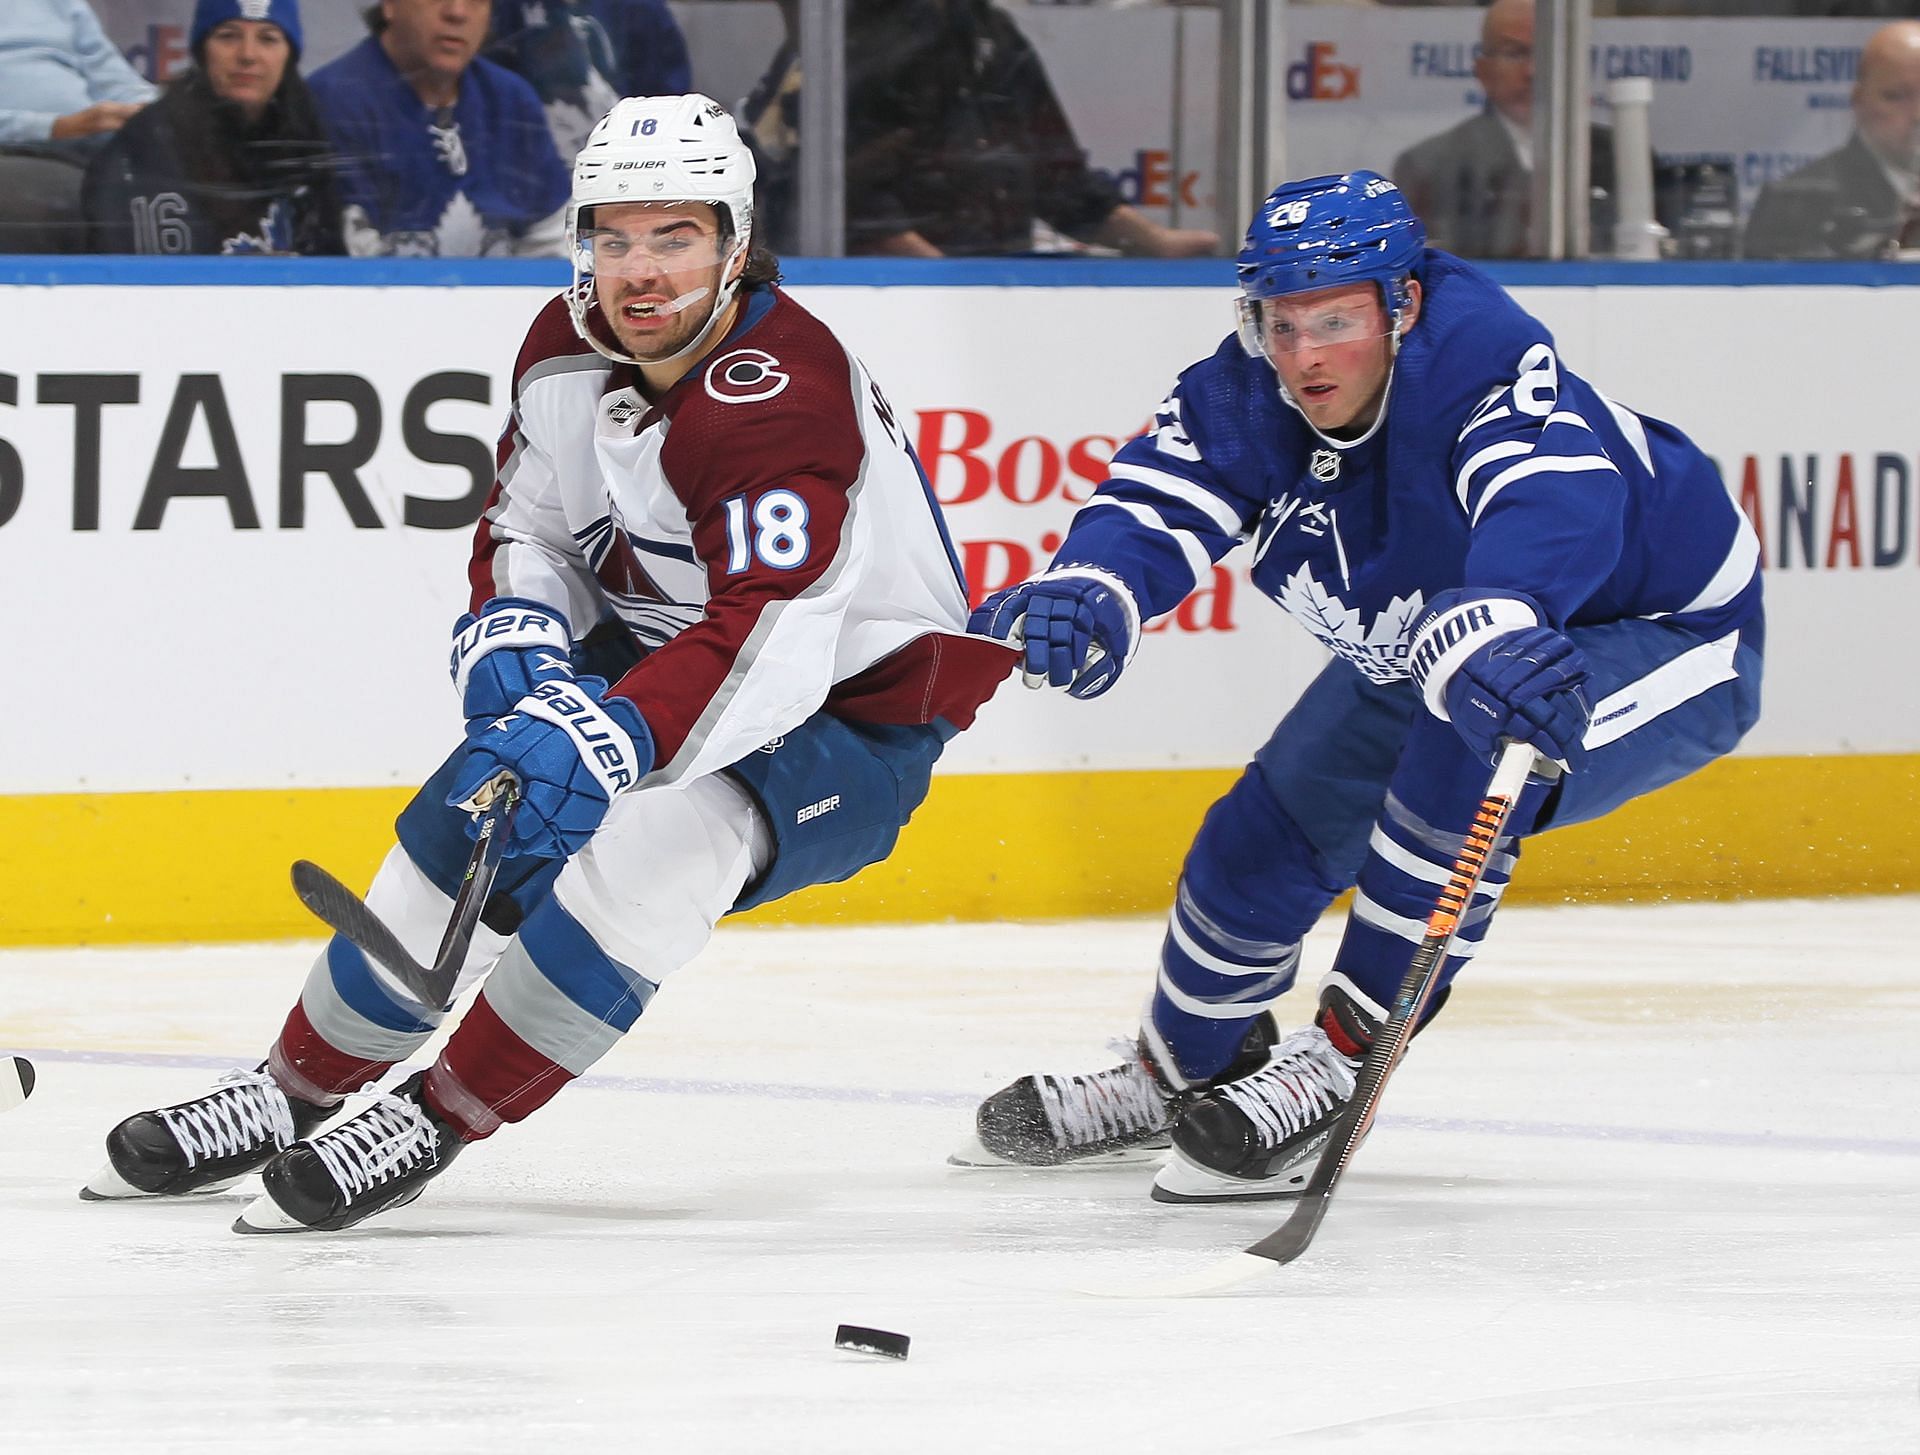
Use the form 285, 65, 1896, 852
81, 95, 1012, 1232
961, 171, 1764, 1201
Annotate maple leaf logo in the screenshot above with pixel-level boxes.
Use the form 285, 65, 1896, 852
1274, 565, 1424, 684
434, 192, 489, 257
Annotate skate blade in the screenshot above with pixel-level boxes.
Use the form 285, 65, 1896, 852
78, 1162, 247, 1202
946, 1133, 1170, 1170
1148, 1146, 1310, 1204
232, 1191, 311, 1234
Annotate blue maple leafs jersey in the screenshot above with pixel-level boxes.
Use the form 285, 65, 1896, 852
309, 38, 570, 257
1051, 251, 1762, 684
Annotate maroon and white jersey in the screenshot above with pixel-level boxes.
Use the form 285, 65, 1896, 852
471, 284, 1010, 786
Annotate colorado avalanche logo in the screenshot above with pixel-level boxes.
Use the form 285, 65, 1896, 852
704, 349, 790, 405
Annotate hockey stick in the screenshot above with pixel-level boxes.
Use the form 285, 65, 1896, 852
1093, 739, 1541, 1298
291, 778, 519, 1010
1, 1056, 35, 1113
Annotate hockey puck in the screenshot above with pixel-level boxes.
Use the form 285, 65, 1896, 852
834, 1324, 910, 1360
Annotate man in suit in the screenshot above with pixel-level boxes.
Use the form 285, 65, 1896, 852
1392, 0, 1617, 259
1743, 20, 1920, 259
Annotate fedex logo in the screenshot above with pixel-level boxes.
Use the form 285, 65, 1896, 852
1098, 150, 1203, 210
1286, 43, 1359, 102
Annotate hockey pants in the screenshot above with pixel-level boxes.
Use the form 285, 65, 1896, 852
1150, 616, 1764, 1083
271, 711, 950, 1139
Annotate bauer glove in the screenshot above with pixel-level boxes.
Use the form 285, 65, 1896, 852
449, 597, 576, 726
448, 677, 653, 860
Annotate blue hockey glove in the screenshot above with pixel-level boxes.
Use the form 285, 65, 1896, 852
968, 568, 1141, 700
449, 597, 575, 725
1409, 590, 1592, 771
447, 677, 654, 860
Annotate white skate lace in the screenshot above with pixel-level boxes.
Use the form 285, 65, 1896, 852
156, 1068, 297, 1169
1035, 1039, 1170, 1148
311, 1085, 440, 1201
1218, 1028, 1359, 1150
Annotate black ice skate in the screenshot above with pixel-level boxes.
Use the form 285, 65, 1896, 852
234, 1071, 463, 1234
953, 1015, 1278, 1169
1153, 983, 1444, 1202
80, 1067, 330, 1201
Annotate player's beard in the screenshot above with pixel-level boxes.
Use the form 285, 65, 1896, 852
602, 280, 719, 364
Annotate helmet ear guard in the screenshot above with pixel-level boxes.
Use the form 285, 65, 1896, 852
1235, 297, 1265, 360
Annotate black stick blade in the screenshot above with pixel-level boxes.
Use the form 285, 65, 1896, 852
1, 1055, 34, 1112
1244, 1186, 1336, 1267
289, 860, 439, 1006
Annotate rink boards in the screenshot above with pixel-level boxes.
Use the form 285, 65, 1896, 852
1, 258, 1914, 942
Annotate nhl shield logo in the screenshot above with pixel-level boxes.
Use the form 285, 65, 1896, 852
605, 391, 643, 429
1310, 449, 1341, 483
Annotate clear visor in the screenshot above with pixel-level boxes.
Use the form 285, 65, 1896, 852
575, 224, 725, 278
1235, 295, 1396, 359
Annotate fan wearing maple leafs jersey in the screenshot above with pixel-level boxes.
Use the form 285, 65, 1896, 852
81, 96, 1013, 1234
961, 172, 1763, 1202
308, 2, 569, 257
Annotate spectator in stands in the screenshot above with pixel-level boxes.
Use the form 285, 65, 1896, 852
489, 1, 692, 158
309, 1, 570, 257
1391, 0, 1623, 258
82, 0, 342, 256
1743, 19, 1920, 258
0, 0, 157, 252
742, 0, 1218, 258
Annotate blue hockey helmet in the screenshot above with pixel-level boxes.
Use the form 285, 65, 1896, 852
1235, 171, 1426, 359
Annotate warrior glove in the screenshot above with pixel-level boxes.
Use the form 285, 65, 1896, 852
1410, 589, 1592, 772
968, 567, 1141, 700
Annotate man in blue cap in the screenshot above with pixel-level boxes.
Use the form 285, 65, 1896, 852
958, 171, 1766, 1203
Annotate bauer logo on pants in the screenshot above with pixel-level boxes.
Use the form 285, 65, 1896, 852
796, 794, 841, 825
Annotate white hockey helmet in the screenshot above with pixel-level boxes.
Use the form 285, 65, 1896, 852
566, 93, 759, 366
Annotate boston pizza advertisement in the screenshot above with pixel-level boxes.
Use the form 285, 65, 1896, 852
2, 274, 1916, 804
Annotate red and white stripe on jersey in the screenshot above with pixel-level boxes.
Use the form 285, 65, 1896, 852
470, 287, 1010, 785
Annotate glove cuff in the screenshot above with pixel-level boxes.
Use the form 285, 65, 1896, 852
450, 598, 572, 696
516, 680, 652, 798
1408, 592, 1539, 720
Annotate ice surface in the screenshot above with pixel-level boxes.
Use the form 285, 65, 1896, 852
2, 899, 1916, 1453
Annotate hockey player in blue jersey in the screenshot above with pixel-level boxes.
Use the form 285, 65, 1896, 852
958, 171, 1764, 1202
